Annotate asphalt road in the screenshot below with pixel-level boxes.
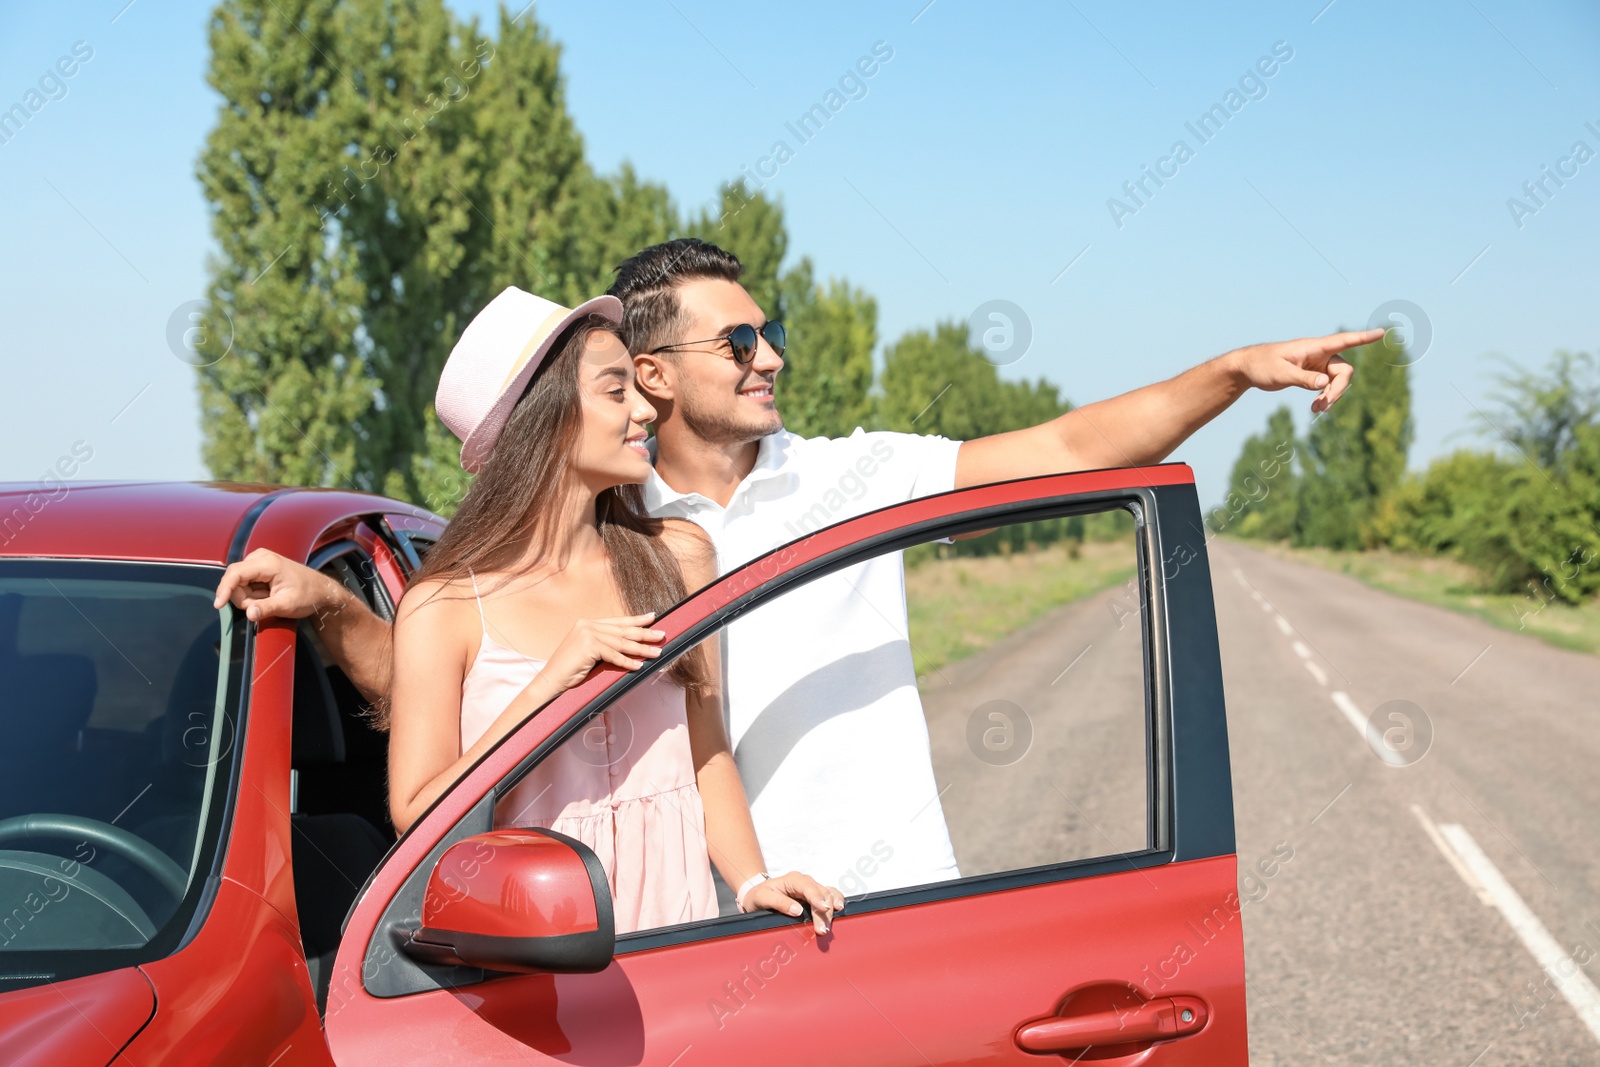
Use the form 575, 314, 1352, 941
922, 539, 1600, 1065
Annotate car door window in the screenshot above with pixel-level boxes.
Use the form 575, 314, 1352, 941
485, 499, 1154, 939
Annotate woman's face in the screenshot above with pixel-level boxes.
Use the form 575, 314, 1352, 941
572, 329, 657, 490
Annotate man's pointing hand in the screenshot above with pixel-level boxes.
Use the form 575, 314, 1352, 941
1225, 327, 1385, 413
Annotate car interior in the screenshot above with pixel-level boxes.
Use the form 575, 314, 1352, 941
0, 543, 408, 1007
0, 575, 235, 955
288, 547, 400, 1010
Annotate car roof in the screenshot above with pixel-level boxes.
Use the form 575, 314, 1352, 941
0, 481, 424, 566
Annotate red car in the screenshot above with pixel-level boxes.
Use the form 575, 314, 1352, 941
0, 465, 1246, 1065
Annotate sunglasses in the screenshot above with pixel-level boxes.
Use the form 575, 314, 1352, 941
651, 321, 786, 364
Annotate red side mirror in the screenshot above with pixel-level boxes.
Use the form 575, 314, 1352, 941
401, 828, 614, 974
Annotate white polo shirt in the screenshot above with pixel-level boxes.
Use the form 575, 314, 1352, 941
643, 427, 964, 895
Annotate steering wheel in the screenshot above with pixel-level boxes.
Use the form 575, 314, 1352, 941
0, 813, 190, 903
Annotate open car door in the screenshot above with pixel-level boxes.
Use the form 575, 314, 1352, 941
325, 463, 1248, 1065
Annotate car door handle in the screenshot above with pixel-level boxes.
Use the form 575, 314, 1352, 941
1015, 995, 1208, 1054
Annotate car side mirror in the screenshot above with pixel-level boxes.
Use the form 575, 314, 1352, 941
400, 828, 614, 974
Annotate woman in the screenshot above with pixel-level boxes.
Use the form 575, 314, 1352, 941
388, 288, 842, 935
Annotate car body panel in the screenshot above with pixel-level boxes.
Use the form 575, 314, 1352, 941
0, 481, 279, 564
0, 966, 156, 1067
329, 856, 1245, 1065
123, 876, 329, 1066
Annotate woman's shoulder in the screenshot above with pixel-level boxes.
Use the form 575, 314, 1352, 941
395, 573, 479, 629
658, 516, 712, 547
657, 518, 716, 586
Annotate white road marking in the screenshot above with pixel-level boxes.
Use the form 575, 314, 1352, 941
1250, 590, 1264, 602
1437, 822, 1600, 1047
1330, 691, 1408, 767
1411, 804, 1492, 905
1291, 640, 1312, 660
1304, 660, 1328, 686
1259, 600, 1274, 613
1274, 615, 1293, 635
1232, 568, 1248, 587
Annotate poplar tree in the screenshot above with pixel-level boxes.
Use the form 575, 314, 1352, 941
196, 0, 385, 487
875, 322, 1069, 440
196, 0, 649, 499
776, 259, 876, 439
690, 180, 787, 319
1225, 406, 1300, 540
1293, 336, 1413, 548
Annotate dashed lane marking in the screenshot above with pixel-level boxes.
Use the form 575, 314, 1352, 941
1437, 822, 1600, 1047
1330, 691, 1407, 767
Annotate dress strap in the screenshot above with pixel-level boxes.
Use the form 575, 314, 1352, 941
466, 567, 489, 636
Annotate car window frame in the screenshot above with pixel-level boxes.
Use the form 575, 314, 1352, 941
376, 514, 445, 577
355, 468, 1215, 996
309, 537, 396, 623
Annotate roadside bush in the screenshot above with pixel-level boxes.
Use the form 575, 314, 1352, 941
1499, 423, 1600, 604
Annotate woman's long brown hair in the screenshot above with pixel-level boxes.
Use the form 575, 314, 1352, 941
407, 312, 711, 696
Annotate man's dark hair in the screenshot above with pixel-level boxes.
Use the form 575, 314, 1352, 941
607, 238, 743, 355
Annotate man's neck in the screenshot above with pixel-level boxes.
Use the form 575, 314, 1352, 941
653, 424, 763, 509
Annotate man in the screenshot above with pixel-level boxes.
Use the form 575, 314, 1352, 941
219, 237, 1379, 894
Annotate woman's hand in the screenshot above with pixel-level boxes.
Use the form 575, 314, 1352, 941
741, 872, 847, 935
540, 612, 665, 691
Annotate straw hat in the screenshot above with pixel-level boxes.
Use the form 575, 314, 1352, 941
435, 286, 623, 472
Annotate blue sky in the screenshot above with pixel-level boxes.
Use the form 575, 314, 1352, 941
1, 0, 1596, 507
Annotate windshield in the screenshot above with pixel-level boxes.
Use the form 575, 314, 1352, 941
0, 560, 245, 987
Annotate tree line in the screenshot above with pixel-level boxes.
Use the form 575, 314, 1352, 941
194, 0, 1069, 518
1220, 339, 1600, 608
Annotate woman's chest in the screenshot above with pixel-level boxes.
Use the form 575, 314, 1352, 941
480, 573, 628, 656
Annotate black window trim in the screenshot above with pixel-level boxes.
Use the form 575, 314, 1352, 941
309, 539, 395, 623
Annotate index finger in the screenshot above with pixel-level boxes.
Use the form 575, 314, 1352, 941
797, 885, 838, 933
1315, 328, 1384, 355
213, 560, 265, 608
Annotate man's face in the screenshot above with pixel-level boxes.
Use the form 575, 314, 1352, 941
643, 278, 785, 445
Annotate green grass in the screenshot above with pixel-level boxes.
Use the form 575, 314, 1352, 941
905, 539, 1136, 679
1237, 539, 1600, 657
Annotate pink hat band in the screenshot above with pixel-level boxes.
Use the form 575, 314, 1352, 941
435, 287, 624, 472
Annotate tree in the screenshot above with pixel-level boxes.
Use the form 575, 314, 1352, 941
383, 9, 677, 507
774, 259, 876, 438
352, 8, 505, 501
196, 0, 388, 488
875, 319, 1070, 440
1480, 349, 1600, 472
196, 0, 662, 502
1222, 406, 1300, 540
1294, 335, 1413, 549
688, 180, 787, 320
993, 377, 1072, 434
686, 183, 886, 440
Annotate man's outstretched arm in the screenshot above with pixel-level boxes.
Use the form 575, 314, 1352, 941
954, 328, 1383, 488
214, 548, 393, 702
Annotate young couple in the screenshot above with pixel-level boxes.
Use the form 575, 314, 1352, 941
215, 237, 1381, 936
